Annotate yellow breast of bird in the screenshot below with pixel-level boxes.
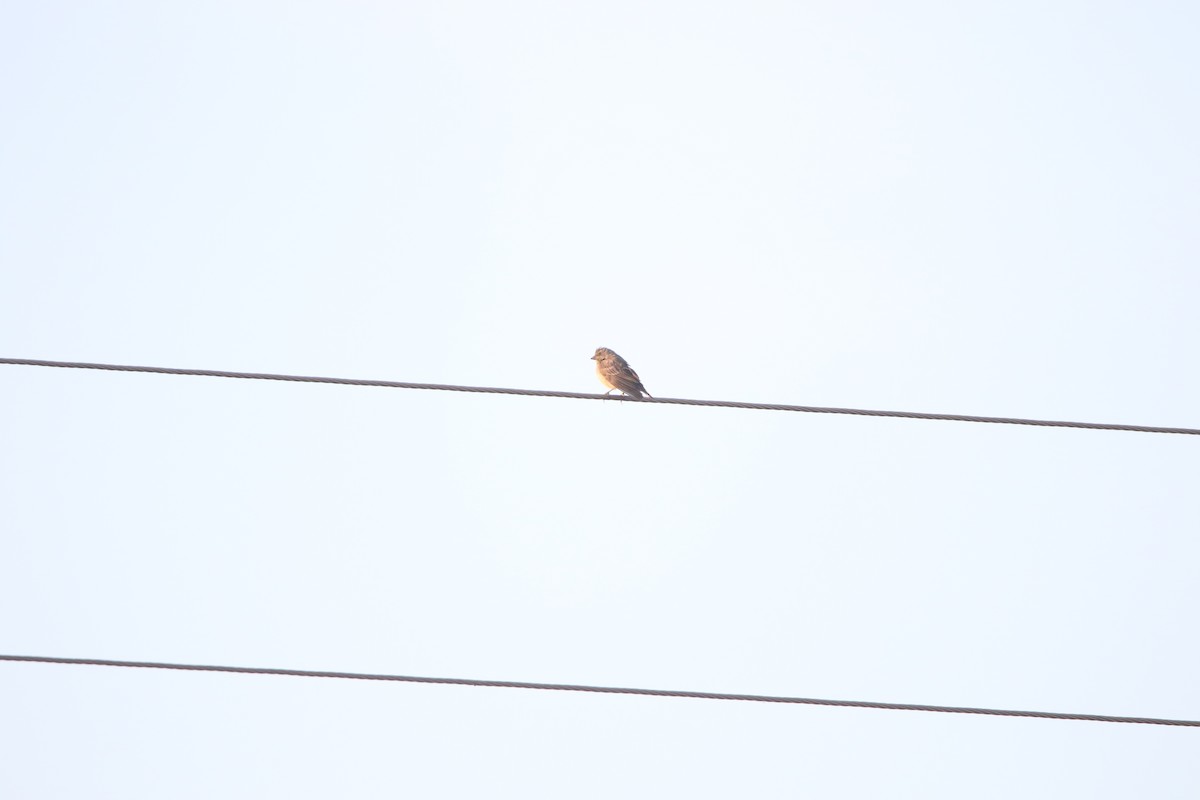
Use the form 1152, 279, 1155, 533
596, 361, 618, 390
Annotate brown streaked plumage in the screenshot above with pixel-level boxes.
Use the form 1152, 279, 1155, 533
591, 347, 651, 399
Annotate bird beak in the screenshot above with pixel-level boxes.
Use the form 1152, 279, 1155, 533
590, 355, 597, 360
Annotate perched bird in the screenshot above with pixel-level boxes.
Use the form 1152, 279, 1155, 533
592, 347, 651, 399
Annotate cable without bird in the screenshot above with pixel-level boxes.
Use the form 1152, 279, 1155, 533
2, 357, 1197, 436
2, 654, 1196, 727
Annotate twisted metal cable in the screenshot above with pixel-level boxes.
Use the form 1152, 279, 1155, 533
1, 654, 1195, 727
2, 357, 1196, 436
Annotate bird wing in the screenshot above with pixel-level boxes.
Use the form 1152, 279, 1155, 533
608, 363, 649, 398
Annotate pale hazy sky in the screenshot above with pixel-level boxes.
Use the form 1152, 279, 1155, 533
2, 2, 1198, 798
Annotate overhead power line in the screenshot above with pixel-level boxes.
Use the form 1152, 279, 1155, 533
2, 357, 1196, 436
1, 654, 1196, 727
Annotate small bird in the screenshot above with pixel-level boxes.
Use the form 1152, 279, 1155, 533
592, 347, 652, 399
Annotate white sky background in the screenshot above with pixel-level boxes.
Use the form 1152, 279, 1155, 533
2, 1, 1199, 797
